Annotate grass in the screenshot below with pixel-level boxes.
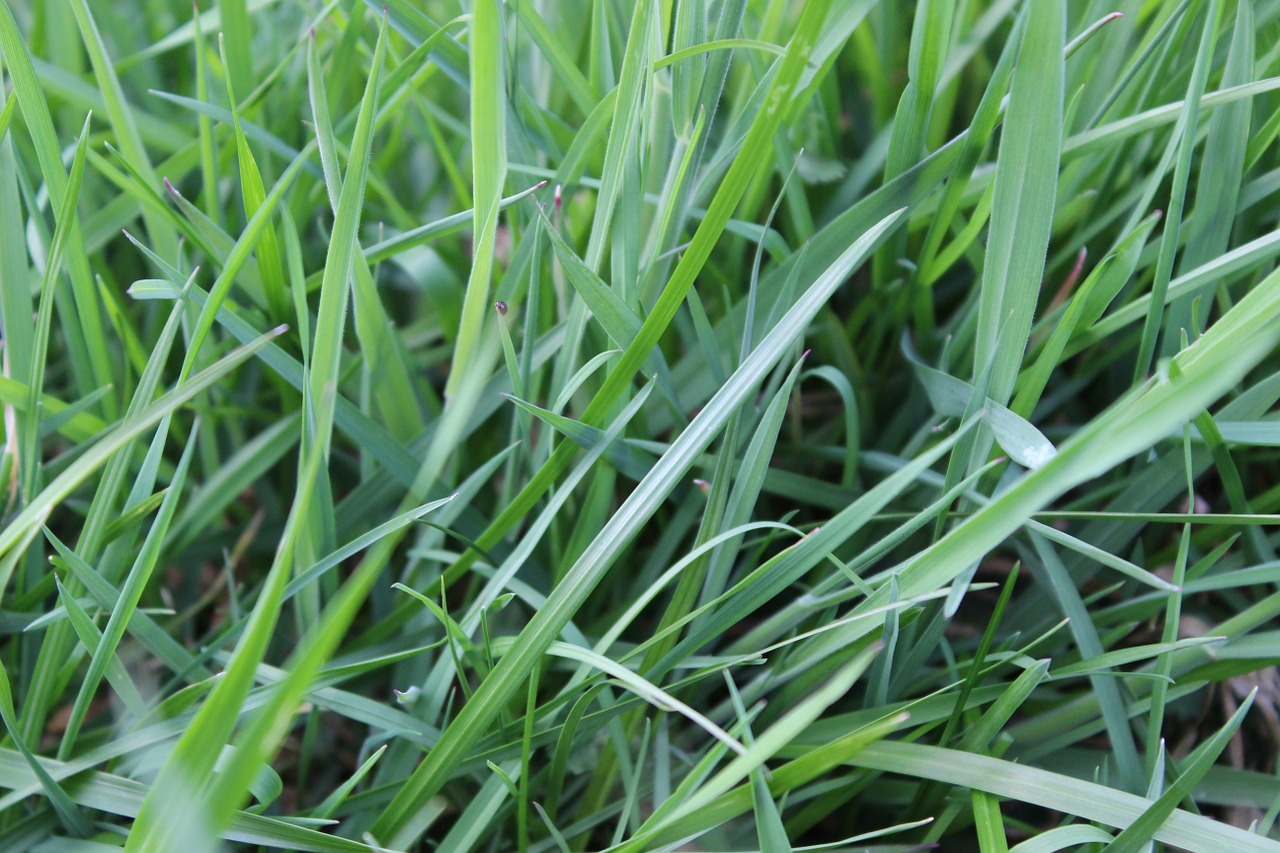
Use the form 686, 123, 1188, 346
1, 0, 1280, 851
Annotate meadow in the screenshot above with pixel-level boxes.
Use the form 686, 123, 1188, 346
1, 0, 1280, 851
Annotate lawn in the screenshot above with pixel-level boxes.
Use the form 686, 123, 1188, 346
2, 0, 1280, 851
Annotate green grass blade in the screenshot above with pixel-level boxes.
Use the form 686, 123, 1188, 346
443, 0, 507, 401
974, 0, 1064, 409
370, 208, 904, 848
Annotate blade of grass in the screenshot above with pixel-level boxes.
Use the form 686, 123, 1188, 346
444, 0, 507, 401
369, 208, 904, 848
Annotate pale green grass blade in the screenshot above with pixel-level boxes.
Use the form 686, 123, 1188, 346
197, 496, 453, 842
120, 419, 323, 853
444, 0, 507, 400
511, 0, 594, 116
0, 659, 91, 836
20, 113, 91, 504
1010, 825, 1115, 853
874, 0, 954, 286
218, 35, 289, 320
972, 791, 1010, 853
307, 23, 420, 442
1133, 0, 1220, 379
634, 713, 911, 849
70, 0, 176, 261
306, 12, 387, 458
0, 0, 113, 408
363, 180, 545, 263
0, 135, 32, 425
7, 3, 1280, 850
56, 429, 200, 757
581, 0, 653, 272
633, 644, 880, 844
51, 574, 147, 719
218, 0, 254, 98
1103, 692, 1254, 853
1165, 0, 1253, 344
851, 741, 1280, 853
974, 0, 1064, 408
1012, 211, 1160, 417
0, 747, 379, 851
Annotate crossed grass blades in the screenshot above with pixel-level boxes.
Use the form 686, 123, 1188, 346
2, 1, 1280, 851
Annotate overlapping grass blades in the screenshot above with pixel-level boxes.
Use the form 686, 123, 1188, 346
2, 2, 1280, 852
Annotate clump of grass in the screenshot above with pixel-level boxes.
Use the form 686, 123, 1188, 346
1, 1, 1280, 851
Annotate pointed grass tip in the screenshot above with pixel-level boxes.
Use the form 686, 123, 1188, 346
554, 184, 562, 208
